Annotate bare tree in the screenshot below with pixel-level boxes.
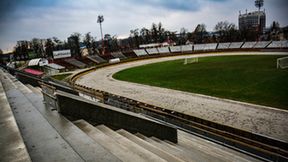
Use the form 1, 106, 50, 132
45, 38, 54, 58
193, 24, 207, 43
214, 21, 237, 42
68, 32, 81, 57
83, 32, 93, 54
179, 28, 188, 45
140, 27, 150, 44
129, 29, 140, 48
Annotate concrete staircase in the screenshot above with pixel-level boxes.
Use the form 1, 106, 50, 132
74, 120, 263, 162
0, 69, 262, 162
0, 69, 120, 162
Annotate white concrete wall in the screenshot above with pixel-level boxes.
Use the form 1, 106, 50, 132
181, 45, 193, 52
169, 46, 182, 53
241, 42, 257, 49
133, 49, 148, 56
146, 48, 159, 55
217, 43, 231, 49
229, 42, 244, 49
193, 44, 205, 51
157, 47, 170, 54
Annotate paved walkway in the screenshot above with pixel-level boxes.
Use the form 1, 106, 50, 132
76, 52, 288, 142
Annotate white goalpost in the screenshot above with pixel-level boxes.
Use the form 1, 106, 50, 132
277, 56, 288, 69
184, 57, 198, 65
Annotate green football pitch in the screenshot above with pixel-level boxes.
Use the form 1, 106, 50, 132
113, 55, 288, 110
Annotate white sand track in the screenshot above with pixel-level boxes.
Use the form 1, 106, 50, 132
76, 52, 288, 142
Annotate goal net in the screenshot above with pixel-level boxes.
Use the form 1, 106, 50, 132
184, 57, 198, 65
277, 56, 288, 69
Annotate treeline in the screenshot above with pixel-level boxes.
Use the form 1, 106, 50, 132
127, 20, 287, 49
9, 20, 287, 59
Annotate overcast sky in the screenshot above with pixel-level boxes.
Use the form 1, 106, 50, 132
0, 0, 287, 51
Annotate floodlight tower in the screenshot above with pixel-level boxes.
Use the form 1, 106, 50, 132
97, 15, 105, 54
255, 0, 264, 40
255, 0, 264, 11
97, 15, 104, 42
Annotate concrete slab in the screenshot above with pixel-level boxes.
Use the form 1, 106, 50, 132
97, 125, 166, 162
74, 119, 149, 162
6, 73, 121, 162
117, 129, 184, 162
135, 133, 197, 162
178, 130, 262, 162
0, 76, 84, 162
0, 78, 31, 162
25, 84, 42, 95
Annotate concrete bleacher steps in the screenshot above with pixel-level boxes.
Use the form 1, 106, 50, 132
117, 129, 184, 162
64, 58, 87, 68
241, 42, 257, 49
0, 71, 84, 162
87, 55, 107, 64
75, 119, 261, 162
267, 40, 288, 48
133, 49, 148, 56
217, 42, 231, 49
254, 41, 272, 48
0, 70, 121, 162
0, 76, 31, 162
74, 120, 156, 162
169, 46, 182, 53
229, 42, 244, 49
178, 131, 260, 162
96, 125, 166, 162
146, 48, 159, 55
135, 133, 197, 162
111, 51, 127, 59
157, 47, 170, 54
25, 84, 42, 95
138, 131, 261, 162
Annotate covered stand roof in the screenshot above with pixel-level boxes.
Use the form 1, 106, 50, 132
28, 58, 41, 66
28, 58, 48, 67
24, 68, 44, 76
45, 63, 65, 70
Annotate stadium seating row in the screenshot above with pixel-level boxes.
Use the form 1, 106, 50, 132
130, 40, 286, 57
74, 40, 286, 68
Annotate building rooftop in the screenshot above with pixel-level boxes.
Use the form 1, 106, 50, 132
239, 10, 265, 18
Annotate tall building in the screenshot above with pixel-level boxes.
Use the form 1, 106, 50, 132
238, 11, 266, 33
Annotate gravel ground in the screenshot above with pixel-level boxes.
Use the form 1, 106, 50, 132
76, 52, 288, 142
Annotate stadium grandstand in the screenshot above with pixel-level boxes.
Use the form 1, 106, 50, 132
111, 51, 127, 59
254, 41, 272, 48
157, 47, 170, 54
64, 58, 87, 68
267, 40, 288, 48
133, 49, 148, 56
87, 55, 106, 64
217, 42, 231, 50
241, 42, 257, 49
145, 48, 159, 55
169, 46, 182, 53
229, 42, 244, 49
